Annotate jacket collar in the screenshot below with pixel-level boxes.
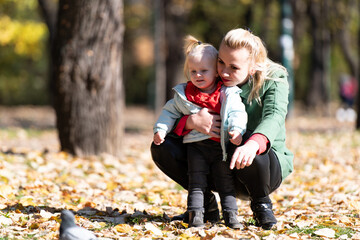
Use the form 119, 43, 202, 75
239, 81, 252, 98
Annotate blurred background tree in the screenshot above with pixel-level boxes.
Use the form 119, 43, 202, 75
0, 0, 358, 113
0, 0, 48, 105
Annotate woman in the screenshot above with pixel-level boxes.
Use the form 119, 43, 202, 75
151, 28, 294, 230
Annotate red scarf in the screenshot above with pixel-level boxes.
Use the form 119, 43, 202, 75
185, 81, 222, 114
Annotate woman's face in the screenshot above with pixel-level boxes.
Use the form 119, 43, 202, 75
217, 43, 254, 87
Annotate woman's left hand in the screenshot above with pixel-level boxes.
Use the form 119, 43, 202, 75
230, 140, 259, 169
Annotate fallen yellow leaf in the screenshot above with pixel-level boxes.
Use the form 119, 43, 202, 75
0, 185, 12, 197
106, 181, 118, 191
114, 224, 132, 233
19, 198, 35, 206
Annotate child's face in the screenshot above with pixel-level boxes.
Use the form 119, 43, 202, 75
188, 54, 218, 93
217, 43, 254, 87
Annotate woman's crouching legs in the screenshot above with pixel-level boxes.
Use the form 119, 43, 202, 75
233, 149, 282, 229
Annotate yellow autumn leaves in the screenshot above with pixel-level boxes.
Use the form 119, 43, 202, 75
0, 15, 47, 60
0, 107, 360, 239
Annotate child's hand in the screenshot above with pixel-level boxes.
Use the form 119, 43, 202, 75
153, 131, 166, 145
229, 131, 242, 146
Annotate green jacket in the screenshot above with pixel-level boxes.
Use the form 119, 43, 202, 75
240, 69, 294, 180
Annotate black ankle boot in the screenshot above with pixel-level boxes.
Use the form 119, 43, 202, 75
223, 211, 243, 229
204, 192, 220, 223
188, 210, 204, 227
171, 191, 220, 223
251, 197, 277, 230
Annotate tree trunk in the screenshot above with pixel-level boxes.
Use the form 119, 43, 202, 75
38, 0, 57, 44
329, 0, 359, 127
280, 0, 295, 116
332, 0, 358, 78
164, 0, 188, 100
52, 0, 125, 157
153, 0, 166, 115
305, 0, 331, 109
38, 0, 58, 105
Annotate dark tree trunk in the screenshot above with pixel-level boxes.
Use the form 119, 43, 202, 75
329, 0, 359, 127
338, 28, 358, 78
333, 0, 358, 78
305, 0, 331, 109
52, 0, 125, 157
37, 0, 58, 104
244, 3, 253, 29
38, 0, 57, 44
291, 0, 308, 101
260, 0, 276, 59
328, 0, 360, 128
164, 0, 188, 100
154, 0, 166, 115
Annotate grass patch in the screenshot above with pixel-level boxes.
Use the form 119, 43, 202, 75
92, 222, 116, 231
286, 224, 356, 239
0, 128, 51, 140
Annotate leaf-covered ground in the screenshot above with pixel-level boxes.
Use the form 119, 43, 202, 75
0, 106, 359, 239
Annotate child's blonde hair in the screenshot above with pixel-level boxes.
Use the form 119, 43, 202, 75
183, 35, 218, 81
222, 28, 288, 104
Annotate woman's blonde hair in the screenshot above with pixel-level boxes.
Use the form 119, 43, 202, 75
222, 28, 287, 104
183, 35, 218, 81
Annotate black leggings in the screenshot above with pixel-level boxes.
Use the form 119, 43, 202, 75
187, 140, 237, 211
150, 132, 282, 201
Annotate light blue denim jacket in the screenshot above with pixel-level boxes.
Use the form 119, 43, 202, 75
154, 82, 247, 161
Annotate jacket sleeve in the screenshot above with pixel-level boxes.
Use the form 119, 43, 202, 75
227, 91, 248, 136
253, 73, 289, 146
153, 98, 184, 134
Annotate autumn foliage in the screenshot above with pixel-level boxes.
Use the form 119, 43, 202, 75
0, 106, 359, 239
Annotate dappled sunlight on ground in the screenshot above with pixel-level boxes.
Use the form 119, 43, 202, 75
0, 105, 359, 239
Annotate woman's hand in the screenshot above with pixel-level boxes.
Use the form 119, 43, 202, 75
185, 108, 221, 138
230, 140, 259, 169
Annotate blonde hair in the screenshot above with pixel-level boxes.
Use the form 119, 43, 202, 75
183, 35, 218, 81
222, 28, 287, 104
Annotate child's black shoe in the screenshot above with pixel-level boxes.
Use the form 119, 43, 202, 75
223, 211, 243, 229
188, 210, 204, 227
